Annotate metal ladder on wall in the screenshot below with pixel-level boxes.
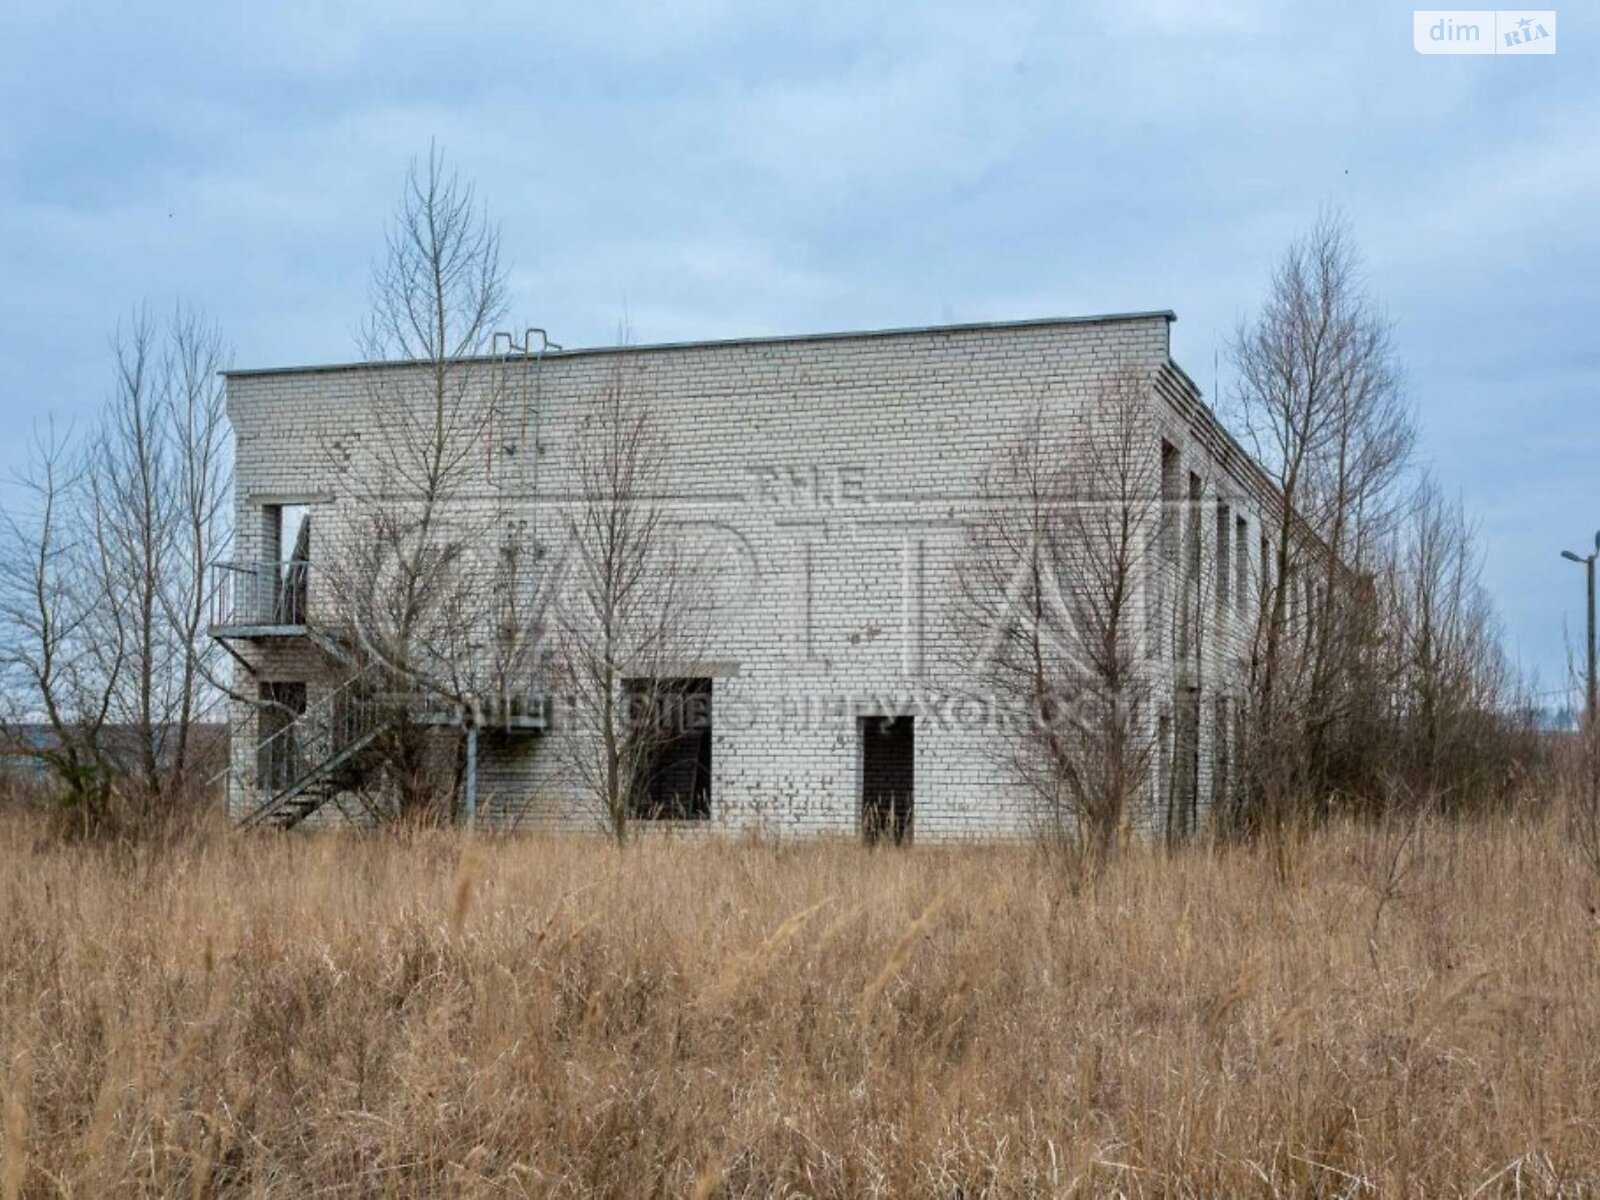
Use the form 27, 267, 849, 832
241, 664, 393, 830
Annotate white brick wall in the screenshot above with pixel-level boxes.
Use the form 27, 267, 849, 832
222, 314, 1282, 840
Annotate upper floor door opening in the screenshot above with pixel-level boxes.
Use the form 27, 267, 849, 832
265, 503, 311, 625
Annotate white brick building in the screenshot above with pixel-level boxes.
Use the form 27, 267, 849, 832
216, 311, 1289, 840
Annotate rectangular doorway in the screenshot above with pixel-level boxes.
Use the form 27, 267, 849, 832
263, 503, 311, 624
1169, 686, 1200, 842
860, 716, 913, 845
628, 677, 713, 822
257, 681, 307, 794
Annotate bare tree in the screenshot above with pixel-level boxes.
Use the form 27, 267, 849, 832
162, 308, 233, 792
86, 309, 232, 800
546, 367, 707, 845
325, 144, 517, 822
1224, 212, 1539, 833
1377, 479, 1521, 809
0, 307, 232, 833
0, 425, 122, 828
1228, 211, 1414, 830
958, 368, 1159, 860
88, 313, 170, 796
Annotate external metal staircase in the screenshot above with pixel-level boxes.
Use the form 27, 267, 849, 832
242, 665, 391, 830
212, 555, 549, 830
238, 664, 549, 830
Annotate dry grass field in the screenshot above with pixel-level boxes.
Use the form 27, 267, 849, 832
2, 810, 1598, 1197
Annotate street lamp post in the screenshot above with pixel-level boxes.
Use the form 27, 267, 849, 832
1560, 535, 1599, 727
1561, 534, 1600, 809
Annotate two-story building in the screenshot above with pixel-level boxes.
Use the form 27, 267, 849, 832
214, 310, 1290, 839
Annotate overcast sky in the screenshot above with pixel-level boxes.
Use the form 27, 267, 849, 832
1, 1, 1593, 692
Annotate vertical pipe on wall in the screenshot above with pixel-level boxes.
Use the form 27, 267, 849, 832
465, 722, 478, 829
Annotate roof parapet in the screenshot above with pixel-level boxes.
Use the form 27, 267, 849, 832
222, 310, 1178, 379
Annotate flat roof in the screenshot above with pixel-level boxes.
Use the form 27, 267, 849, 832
222, 310, 1178, 379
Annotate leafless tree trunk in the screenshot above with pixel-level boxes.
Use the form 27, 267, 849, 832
546, 367, 706, 846
958, 368, 1159, 860
1228, 210, 1414, 831
162, 309, 232, 795
326, 144, 517, 823
91, 312, 169, 797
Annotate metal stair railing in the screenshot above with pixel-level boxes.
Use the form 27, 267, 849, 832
211, 560, 312, 629
243, 663, 391, 828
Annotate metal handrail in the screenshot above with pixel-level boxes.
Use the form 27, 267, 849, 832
240, 666, 551, 825
211, 560, 313, 629
251, 664, 391, 808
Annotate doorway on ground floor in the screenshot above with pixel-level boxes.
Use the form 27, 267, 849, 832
257, 681, 307, 793
860, 715, 913, 846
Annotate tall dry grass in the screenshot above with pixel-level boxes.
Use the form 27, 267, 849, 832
1, 810, 1598, 1196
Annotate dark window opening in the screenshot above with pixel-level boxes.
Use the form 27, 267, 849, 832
1155, 442, 1181, 660
629, 678, 712, 820
1216, 500, 1231, 613
861, 715, 914, 845
1159, 441, 1180, 564
1235, 514, 1249, 614
1179, 472, 1202, 662
1186, 473, 1203, 577
1213, 696, 1231, 813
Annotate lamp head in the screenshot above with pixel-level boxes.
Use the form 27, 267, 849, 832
1563, 550, 1584, 563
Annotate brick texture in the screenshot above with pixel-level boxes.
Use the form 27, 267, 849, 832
222, 315, 1280, 841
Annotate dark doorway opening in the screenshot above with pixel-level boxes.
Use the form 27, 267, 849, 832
630, 678, 713, 821
1168, 685, 1200, 843
861, 715, 914, 845
257, 681, 307, 793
